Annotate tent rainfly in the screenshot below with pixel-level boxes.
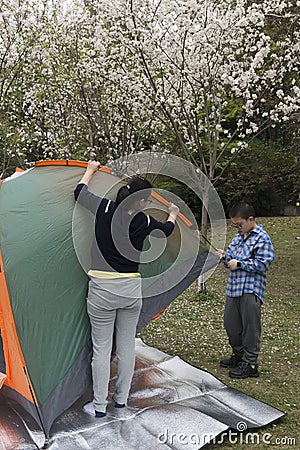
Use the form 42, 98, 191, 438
0, 160, 218, 443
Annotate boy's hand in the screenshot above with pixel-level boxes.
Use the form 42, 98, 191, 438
227, 259, 238, 270
216, 249, 226, 259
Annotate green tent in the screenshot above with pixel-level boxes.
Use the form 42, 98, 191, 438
0, 160, 218, 440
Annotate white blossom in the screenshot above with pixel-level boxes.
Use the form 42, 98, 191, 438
0, 0, 299, 172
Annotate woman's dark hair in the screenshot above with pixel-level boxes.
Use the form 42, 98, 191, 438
116, 176, 153, 206
229, 202, 256, 219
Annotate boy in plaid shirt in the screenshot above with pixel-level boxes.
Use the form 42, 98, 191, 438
217, 203, 275, 379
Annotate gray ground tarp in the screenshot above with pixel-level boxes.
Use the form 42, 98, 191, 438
0, 339, 284, 450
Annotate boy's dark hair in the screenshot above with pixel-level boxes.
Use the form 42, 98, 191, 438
116, 176, 152, 206
229, 202, 256, 220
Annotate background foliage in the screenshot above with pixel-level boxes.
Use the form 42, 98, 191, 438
0, 0, 299, 215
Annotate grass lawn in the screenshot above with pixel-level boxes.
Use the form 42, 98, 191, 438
140, 216, 300, 449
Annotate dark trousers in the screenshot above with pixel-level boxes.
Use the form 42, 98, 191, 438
224, 293, 261, 365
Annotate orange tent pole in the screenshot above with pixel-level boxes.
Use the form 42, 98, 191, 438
35, 159, 112, 174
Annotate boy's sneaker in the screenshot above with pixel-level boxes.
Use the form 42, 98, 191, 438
229, 361, 259, 379
220, 354, 243, 368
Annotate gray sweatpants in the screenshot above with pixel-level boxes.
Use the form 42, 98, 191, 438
87, 277, 142, 413
224, 293, 261, 365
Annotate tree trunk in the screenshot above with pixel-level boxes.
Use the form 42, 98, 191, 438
197, 157, 215, 294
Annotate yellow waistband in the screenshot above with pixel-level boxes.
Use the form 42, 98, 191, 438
88, 270, 141, 279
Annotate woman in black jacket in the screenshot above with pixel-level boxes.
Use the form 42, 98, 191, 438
74, 161, 179, 417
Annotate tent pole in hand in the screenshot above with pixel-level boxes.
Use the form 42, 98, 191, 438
200, 233, 219, 252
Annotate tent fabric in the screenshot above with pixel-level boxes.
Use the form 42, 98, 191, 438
137, 252, 217, 332
0, 251, 34, 405
0, 339, 285, 450
0, 160, 216, 436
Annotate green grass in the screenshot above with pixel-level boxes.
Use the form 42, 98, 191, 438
140, 217, 300, 449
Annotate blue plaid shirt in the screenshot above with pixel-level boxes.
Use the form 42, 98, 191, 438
224, 224, 275, 302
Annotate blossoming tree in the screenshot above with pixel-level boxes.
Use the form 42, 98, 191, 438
73, 0, 298, 289
1, 1, 299, 224
94, 0, 299, 228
